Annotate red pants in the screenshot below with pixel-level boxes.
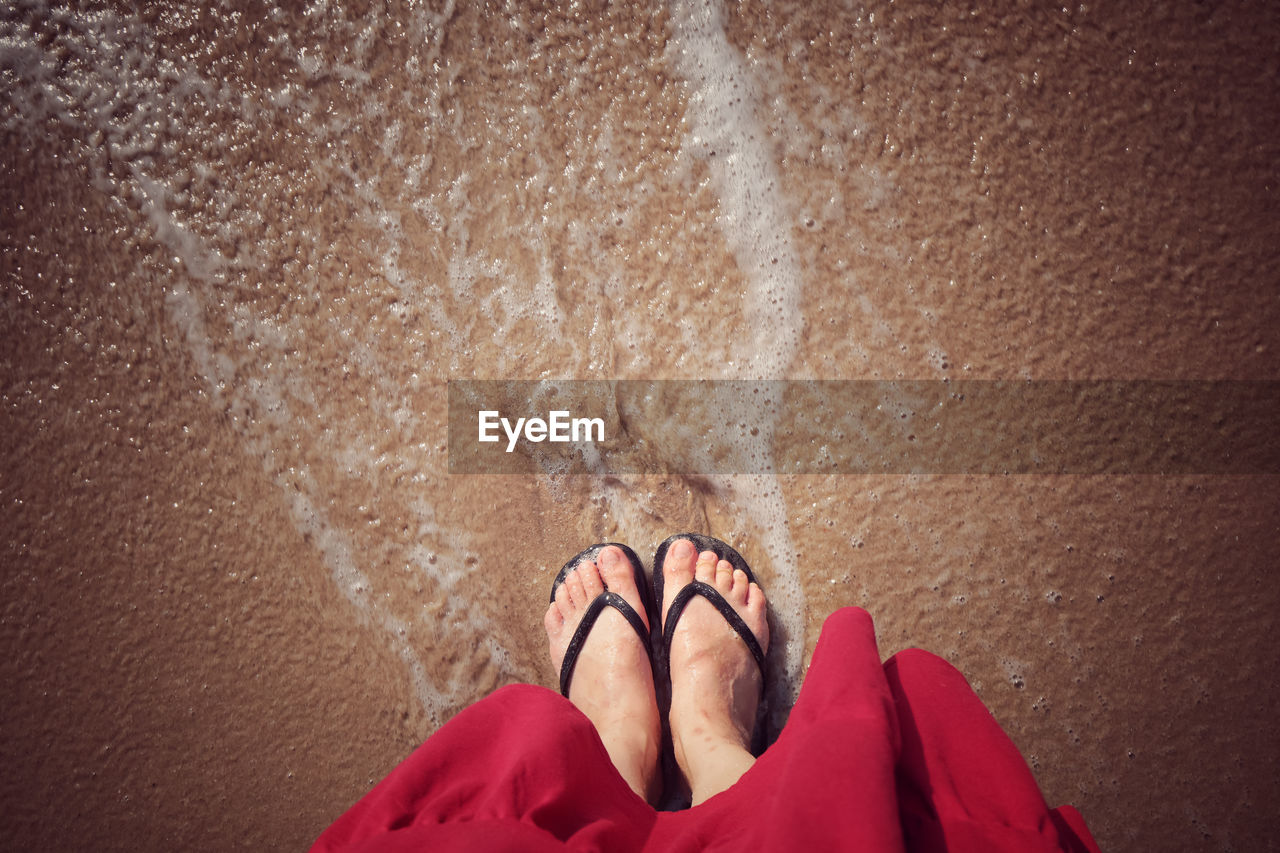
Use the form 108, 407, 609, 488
313, 608, 1100, 852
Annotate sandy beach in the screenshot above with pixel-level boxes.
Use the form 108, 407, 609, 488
2, 1, 1278, 849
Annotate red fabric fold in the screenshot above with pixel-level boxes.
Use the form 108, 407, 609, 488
313, 607, 1101, 852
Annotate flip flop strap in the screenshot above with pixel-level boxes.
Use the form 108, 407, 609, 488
559, 591, 652, 697
662, 580, 766, 676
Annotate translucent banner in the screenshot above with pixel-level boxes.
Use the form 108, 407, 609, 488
447, 380, 1280, 475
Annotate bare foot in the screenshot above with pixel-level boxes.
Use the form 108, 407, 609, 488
545, 546, 661, 804
661, 538, 769, 806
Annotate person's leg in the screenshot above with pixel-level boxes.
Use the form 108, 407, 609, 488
659, 538, 769, 806
545, 545, 662, 804
646, 607, 907, 852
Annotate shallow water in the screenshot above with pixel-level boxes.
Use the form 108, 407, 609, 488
3, 0, 1279, 849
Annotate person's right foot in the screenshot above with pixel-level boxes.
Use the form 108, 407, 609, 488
545, 546, 661, 804
660, 538, 769, 805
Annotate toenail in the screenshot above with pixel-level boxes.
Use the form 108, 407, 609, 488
600, 547, 619, 568
671, 539, 694, 559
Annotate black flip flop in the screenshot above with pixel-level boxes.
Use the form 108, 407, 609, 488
653, 534, 768, 758
549, 543, 654, 698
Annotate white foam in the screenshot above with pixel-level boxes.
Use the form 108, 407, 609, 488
3, 2, 519, 724
667, 0, 802, 379
667, 0, 807, 702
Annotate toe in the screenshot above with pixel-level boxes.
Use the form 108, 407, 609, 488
663, 539, 698, 623
545, 600, 564, 635
579, 558, 606, 600
554, 580, 573, 618
596, 546, 628, 591
597, 546, 649, 627
727, 567, 750, 603
664, 539, 697, 581
565, 569, 587, 609
715, 559, 734, 595
694, 550, 718, 583
663, 538, 697, 612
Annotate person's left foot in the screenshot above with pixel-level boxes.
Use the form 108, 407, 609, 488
545, 546, 661, 804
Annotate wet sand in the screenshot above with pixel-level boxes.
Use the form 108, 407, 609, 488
3, 1, 1278, 849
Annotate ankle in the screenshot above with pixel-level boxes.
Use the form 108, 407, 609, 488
595, 714, 662, 803
672, 711, 749, 780
672, 723, 756, 805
